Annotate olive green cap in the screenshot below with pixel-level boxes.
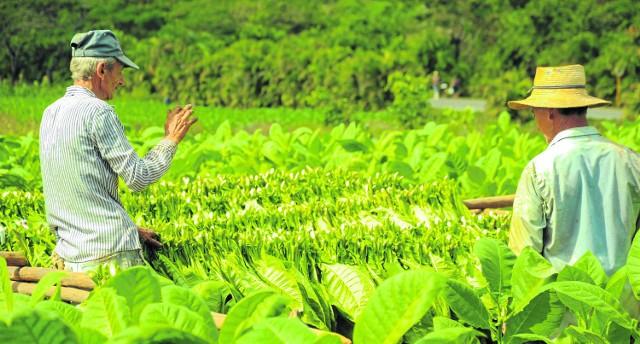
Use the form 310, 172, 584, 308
70, 30, 139, 69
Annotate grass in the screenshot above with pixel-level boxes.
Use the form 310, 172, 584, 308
2, 81, 616, 139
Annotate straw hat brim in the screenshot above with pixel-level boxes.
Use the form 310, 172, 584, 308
508, 88, 611, 110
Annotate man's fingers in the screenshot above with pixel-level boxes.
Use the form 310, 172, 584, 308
187, 117, 199, 126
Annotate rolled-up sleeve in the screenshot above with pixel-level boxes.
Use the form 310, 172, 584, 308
90, 108, 177, 192
509, 162, 546, 255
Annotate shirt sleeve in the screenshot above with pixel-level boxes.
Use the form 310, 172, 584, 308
509, 162, 546, 255
90, 107, 177, 192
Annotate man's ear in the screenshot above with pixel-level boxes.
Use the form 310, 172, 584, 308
548, 108, 555, 120
96, 61, 107, 79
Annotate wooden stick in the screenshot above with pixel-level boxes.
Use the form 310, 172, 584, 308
0, 251, 29, 267
463, 195, 515, 210
11, 281, 90, 304
7, 266, 95, 291
211, 312, 352, 343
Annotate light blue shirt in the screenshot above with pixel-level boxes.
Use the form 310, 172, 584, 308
40, 86, 177, 262
509, 126, 640, 276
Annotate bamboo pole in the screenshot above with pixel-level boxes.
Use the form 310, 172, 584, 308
11, 281, 90, 304
462, 194, 515, 210
0, 251, 29, 267
7, 266, 95, 291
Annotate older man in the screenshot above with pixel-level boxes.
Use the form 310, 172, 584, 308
507, 64, 640, 319
40, 30, 198, 272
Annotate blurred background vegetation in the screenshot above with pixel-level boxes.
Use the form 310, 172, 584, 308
1, 0, 639, 119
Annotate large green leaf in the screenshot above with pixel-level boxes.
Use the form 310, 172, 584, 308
161, 285, 219, 341
139, 303, 216, 344
443, 279, 491, 330
101, 266, 162, 323
158, 254, 204, 288
29, 271, 69, 307
0, 309, 78, 344
75, 328, 107, 344
218, 290, 290, 344
352, 269, 447, 344
432, 316, 463, 330
256, 256, 304, 312
295, 271, 331, 331
314, 333, 344, 344
235, 317, 317, 344
35, 300, 82, 327
414, 327, 483, 344
627, 233, 640, 298
321, 263, 376, 322
109, 325, 208, 344
191, 281, 229, 313
558, 265, 596, 285
81, 287, 131, 337
510, 246, 556, 313
603, 320, 633, 344
549, 281, 635, 330
504, 291, 565, 344
339, 139, 369, 153
572, 251, 607, 288
419, 152, 448, 181
474, 238, 517, 306
511, 333, 553, 343
556, 266, 595, 320
0, 257, 13, 313
604, 266, 628, 299
564, 326, 610, 344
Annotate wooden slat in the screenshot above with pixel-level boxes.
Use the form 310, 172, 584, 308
463, 194, 515, 210
0, 251, 29, 267
11, 281, 90, 304
7, 266, 95, 291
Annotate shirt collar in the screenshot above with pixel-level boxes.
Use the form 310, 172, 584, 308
549, 126, 601, 147
65, 85, 97, 98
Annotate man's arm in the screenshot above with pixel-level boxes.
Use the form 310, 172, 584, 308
509, 163, 546, 255
90, 107, 177, 192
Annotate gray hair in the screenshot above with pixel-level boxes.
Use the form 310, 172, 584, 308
70, 57, 118, 81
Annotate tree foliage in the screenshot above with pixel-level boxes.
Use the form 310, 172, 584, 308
1, 0, 639, 115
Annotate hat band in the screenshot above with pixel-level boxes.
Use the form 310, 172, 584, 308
527, 85, 585, 94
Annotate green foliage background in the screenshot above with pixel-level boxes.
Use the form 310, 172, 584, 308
1, 0, 639, 115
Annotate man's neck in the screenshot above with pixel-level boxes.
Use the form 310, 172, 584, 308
552, 115, 589, 139
74, 79, 104, 100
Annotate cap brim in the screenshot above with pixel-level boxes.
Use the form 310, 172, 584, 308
508, 92, 611, 110
116, 54, 139, 70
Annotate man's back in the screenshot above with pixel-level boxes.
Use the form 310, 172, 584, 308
511, 126, 640, 275
40, 86, 141, 262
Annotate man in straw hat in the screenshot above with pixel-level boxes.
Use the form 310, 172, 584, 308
508, 64, 640, 316
40, 30, 198, 272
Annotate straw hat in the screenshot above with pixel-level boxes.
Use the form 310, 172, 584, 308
508, 64, 610, 110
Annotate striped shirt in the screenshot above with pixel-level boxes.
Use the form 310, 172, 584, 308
40, 86, 177, 262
